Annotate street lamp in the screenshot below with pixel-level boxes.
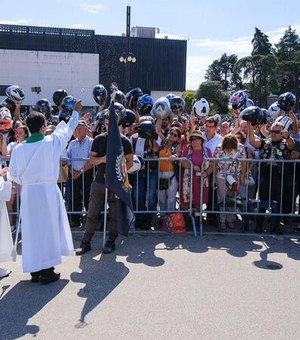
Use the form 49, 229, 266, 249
119, 52, 136, 64
119, 6, 136, 92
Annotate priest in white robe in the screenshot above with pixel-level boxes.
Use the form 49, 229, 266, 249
9, 101, 81, 284
0, 168, 13, 278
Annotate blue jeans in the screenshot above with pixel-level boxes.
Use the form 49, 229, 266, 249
134, 168, 158, 223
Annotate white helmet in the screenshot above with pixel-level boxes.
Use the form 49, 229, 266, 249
268, 102, 282, 120
275, 115, 293, 131
192, 98, 210, 118
128, 155, 143, 174
151, 97, 171, 119
6, 85, 25, 103
0, 107, 13, 133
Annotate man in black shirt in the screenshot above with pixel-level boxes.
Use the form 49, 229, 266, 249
75, 113, 133, 255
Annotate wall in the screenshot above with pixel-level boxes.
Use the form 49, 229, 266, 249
0, 49, 99, 106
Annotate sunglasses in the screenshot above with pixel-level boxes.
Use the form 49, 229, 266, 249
169, 132, 179, 137
190, 137, 201, 141
270, 130, 281, 134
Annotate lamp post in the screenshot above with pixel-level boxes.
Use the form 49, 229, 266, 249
119, 6, 136, 92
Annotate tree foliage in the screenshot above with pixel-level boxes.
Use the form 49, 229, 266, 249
275, 26, 300, 61
201, 25, 300, 111
205, 53, 240, 91
251, 27, 273, 56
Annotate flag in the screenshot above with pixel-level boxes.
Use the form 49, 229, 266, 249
105, 103, 133, 237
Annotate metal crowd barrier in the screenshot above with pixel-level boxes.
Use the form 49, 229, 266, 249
2, 155, 300, 236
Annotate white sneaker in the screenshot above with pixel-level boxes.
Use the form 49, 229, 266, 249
0, 268, 11, 278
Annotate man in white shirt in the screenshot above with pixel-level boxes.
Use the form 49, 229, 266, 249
67, 120, 93, 227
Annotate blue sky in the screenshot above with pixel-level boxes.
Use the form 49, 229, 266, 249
1, 0, 300, 90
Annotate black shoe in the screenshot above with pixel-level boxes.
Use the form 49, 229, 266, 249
40, 272, 60, 285
103, 239, 115, 254
31, 270, 42, 283
75, 241, 91, 256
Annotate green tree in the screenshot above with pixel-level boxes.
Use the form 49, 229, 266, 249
276, 50, 300, 111
182, 90, 196, 114
275, 25, 300, 61
234, 55, 278, 107
196, 81, 228, 115
205, 53, 240, 91
251, 27, 273, 56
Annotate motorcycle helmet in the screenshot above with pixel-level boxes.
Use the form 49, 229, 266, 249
61, 95, 77, 113
151, 97, 171, 119
230, 91, 248, 110
277, 91, 296, 111
114, 90, 126, 105
32, 98, 52, 119
137, 94, 153, 116
120, 109, 136, 128
166, 93, 176, 104
137, 117, 157, 139
0, 97, 16, 114
239, 106, 267, 126
0, 107, 13, 133
268, 102, 282, 120
125, 88, 143, 110
170, 96, 185, 115
192, 98, 210, 118
275, 115, 293, 131
53, 89, 68, 106
6, 85, 25, 103
127, 155, 143, 174
93, 84, 108, 106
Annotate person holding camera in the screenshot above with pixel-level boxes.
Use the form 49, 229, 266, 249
214, 134, 246, 230
248, 121, 295, 234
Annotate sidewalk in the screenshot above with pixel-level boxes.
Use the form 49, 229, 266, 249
1, 232, 300, 339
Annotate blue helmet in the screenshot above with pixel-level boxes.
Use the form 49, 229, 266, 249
137, 94, 153, 116
230, 91, 248, 110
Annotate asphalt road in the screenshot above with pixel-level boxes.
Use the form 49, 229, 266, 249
0, 232, 300, 340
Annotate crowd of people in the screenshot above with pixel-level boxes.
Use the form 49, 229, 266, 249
1, 84, 300, 283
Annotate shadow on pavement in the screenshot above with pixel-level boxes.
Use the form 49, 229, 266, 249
70, 246, 129, 326
0, 279, 68, 339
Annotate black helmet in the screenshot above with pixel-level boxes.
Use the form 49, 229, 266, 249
125, 88, 143, 110
120, 109, 136, 128
32, 98, 52, 119
137, 117, 157, 139
277, 92, 296, 111
93, 84, 108, 106
239, 106, 267, 126
0, 97, 16, 113
170, 96, 185, 115
53, 89, 68, 106
114, 90, 126, 105
113, 103, 126, 125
